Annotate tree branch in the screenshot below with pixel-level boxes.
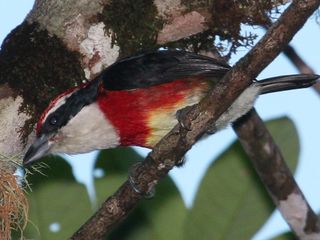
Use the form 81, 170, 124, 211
233, 109, 320, 238
231, 19, 320, 236
237, 42, 320, 238
71, 0, 320, 239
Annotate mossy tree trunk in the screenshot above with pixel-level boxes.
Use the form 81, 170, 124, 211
0, 0, 310, 238
0, 0, 219, 161
0, 0, 288, 164
0, 0, 230, 236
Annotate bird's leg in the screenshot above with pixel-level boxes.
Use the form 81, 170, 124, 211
128, 162, 155, 199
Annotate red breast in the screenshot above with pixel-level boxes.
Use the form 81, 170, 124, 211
97, 78, 209, 148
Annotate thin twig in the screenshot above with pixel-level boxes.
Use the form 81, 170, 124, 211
70, 0, 320, 239
233, 109, 320, 239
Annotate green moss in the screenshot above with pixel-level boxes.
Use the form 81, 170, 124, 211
164, 31, 216, 53
0, 22, 84, 141
181, 0, 286, 57
182, 0, 214, 9
99, 0, 164, 57
162, 29, 256, 60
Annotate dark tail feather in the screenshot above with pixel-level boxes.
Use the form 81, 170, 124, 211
257, 74, 319, 94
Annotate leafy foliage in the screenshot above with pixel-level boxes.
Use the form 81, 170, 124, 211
17, 157, 92, 239
184, 117, 299, 240
19, 117, 299, 239
95, 148, 187, 240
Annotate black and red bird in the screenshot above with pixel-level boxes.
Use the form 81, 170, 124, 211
23, 50, 318, 166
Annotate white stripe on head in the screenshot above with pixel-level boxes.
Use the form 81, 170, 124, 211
37, 89, 77, 134
45, 93, 72, 118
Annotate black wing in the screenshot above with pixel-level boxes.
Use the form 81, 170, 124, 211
101, 50, 231, 90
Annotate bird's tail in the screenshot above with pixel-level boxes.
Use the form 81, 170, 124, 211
257, 74, 319, 94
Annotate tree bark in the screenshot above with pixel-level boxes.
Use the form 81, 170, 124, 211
0, 0, 319, 238
0, 0, 211, 237
0, 0, 250, 236
0, 0, 221, 165
0, 0, 295, 165
70, 0, 320, 239
234, 110, 320, 239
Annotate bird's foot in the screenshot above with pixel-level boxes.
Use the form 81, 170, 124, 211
176, 106, 193, 131
206, 124, 218, 134
128, 162, 155, 199
176, 156, 186, 167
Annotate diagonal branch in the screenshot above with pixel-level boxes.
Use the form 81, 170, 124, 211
233, 19, 320, 237
236, 43, 320, 238
233, 109, 320, 239
70, 0, 320, 239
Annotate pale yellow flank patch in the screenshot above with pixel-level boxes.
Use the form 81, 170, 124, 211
146, 105, 179, 147
146, 86, 206, 147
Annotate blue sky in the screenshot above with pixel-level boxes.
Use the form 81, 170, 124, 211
1, 2, 320, 239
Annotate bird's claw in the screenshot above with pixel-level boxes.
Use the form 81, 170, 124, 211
176, 106, 193, 131
206, 124, 217, 134
176, 156, 186, 167
128, 162, 156, 199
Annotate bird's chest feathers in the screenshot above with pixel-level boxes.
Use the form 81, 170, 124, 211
97, 80, 208, 147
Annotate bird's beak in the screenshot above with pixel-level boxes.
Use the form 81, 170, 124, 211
23, 134, 51, 167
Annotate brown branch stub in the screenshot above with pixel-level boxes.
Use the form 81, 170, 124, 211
157, 11, 207, 44
233, 109, 320, 238
234, 111, 295, 199
284, 46, 314, 74
71, 0, 320, 239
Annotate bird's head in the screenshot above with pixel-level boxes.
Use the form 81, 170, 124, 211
23, 80, 120, 166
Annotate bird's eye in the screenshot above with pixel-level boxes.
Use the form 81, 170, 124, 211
49, 116, 58, 125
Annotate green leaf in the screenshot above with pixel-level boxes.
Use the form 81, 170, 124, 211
20, 156, 92, 240
94, 148, 187, 240
273, 231, 295, 240
184, 117, 300, 240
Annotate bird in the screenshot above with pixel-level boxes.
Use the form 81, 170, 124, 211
23, 50, 319, 166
